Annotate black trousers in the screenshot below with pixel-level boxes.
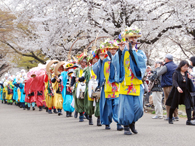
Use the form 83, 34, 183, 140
170, 107, 191, 121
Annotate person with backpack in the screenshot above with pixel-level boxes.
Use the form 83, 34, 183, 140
149, 61, 163, 119
157, 54, 178, 121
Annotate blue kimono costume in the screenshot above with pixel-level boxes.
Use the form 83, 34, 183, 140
93, 57, 119, 126
61, 71, 75, 113
0, 83, 3, 101
109, 47, 147, 126
13, 79, 18, 102
19, 83, 26, 107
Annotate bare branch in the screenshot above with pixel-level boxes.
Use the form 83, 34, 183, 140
168, 37, 189, 58
1, 41, 46, 64
141, 25, 182, 44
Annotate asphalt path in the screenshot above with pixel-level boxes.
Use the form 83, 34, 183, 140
0, 103, 194, 146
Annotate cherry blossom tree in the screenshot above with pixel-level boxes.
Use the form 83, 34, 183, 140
0, 0, 194, 67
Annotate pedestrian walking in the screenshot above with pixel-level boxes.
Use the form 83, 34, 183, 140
166, 60, 195, 125
149, 61, 163, 119
157, 54, 178, 121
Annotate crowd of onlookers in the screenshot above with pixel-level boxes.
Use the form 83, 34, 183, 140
143, 54, 195, 125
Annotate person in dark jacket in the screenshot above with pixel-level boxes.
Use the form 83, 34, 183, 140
157, 54, 178, 121
149, 61, 163, 119
189, 56, 195, 119
166, 60, 195, 125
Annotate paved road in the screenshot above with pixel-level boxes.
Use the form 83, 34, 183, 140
0, 103, 194, 146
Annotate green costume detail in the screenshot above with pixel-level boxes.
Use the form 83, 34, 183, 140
84, 66, 100, 117
72, 68, 85, 113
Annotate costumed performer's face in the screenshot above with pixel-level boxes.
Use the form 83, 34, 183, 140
92, 58, 98, 65
100, 54, 106, 60
118, 43, 125, 51
80, 60, 87, 68
128, 37, 138, 45
58, 66, 64, 73
109, 49, 117, 56
68, 72, 73, 77
31, 74, 36, 78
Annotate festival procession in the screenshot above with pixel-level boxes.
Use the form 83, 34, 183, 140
1, 25, 195, 138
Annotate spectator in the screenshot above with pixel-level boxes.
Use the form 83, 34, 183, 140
157, 54, 178, 121
144, 66, 152, 104
142, 76, 149, 94
189, 56, 195, 119
166, 60, 195, 125
149, 61, 163, 119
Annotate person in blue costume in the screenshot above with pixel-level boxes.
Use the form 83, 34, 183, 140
61, 61, 78, 117
19, 80, 26, 110
14, 74, 25, 110
0, 80, 4, 103
109, 27, 147, 135
13, 77, 19, 105
93, 39, 123, 131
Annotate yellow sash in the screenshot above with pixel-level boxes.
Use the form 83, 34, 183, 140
90, 69, 97, 80
104, 61, 119, 98
17, 88, 21, 102
119, 51, 142, 96
75, 69, 84, 88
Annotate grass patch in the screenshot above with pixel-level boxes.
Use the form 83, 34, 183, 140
146, 104, 187, 118
179, 115, 187, 118
179, 105, 186, 112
